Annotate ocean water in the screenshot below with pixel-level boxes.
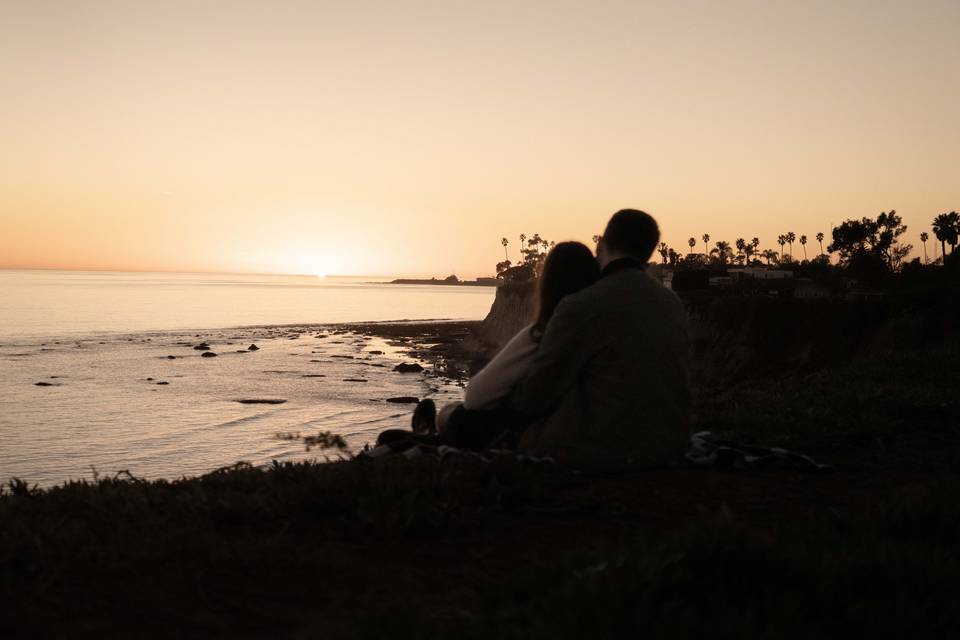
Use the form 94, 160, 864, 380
0, 270, 495, 486
0, 270, 495, 339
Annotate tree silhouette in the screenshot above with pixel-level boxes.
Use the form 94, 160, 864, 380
592, 235, 601, 246
519, 234, 526, 253
702, 234, 711, 256
828, 210, 911, 271
501, 237, 509, 261
735, 238, 746, 264
761, 249, 779, 265
799, 235, 808, 260
528, 233, 542, 254
751, 237, 760, 258
743, 243, 755, 265
777, 235, 786, 261
658, 242, 669, 264
688, 237, 696, 253
932, 212, 959, 258
785, 232, 796, 259
710, 240, 733, 266
816, 232, 825, 256
920, 232, 929, 264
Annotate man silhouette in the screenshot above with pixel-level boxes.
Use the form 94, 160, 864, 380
511, 209, 691, 470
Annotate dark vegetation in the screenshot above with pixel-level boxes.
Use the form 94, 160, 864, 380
650, 209, 959, 271
3, 328, 959, 636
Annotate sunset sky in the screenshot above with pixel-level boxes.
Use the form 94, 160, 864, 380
2, 0, 958, 277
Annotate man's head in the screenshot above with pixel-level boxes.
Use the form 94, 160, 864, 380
597, 209, 660, 268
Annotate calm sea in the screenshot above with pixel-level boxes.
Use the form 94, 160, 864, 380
0, 269, 495, 339
0, 270, 495, 486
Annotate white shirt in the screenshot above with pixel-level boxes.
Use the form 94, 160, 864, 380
463, 324, 538, 410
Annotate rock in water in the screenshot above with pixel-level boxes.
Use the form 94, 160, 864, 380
368, 350, 384, 355
236, 399, 286, 404
393, 363, 424, 373
386, 396, 420, 404
193, 343, 211, 351
248, 344, 259, 351
201, 351, 218, 358
343, 378, 368, 383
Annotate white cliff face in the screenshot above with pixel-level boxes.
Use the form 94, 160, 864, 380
474, 282, 535, 359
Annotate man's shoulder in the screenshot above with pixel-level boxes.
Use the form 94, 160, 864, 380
588, 269, 677, 299
558, 269, 684, 315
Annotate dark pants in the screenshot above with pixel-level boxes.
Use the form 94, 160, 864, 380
440, 405, 530, 451
375, 406, 530, 452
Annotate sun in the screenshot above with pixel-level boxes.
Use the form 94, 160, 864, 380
315, 271, 327, 279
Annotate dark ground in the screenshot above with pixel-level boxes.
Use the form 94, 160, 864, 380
2, 321, 959, 638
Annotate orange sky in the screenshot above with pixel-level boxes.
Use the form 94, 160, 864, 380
2, 0, 958, 277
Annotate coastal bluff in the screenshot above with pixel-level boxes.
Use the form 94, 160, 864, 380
473, 281, 534, 360
473, 281, 960, 379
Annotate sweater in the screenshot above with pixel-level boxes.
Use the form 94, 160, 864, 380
463, 324, 538, 410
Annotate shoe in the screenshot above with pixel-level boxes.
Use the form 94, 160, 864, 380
411, 399, 437, 436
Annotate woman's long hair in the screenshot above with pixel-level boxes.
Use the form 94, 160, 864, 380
531, 241, 600, 338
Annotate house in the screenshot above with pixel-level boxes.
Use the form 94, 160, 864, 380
728, 266, 794, 280
794, 279, 831, 299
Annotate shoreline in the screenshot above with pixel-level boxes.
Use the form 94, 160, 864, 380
0, 317, 483, 344
1, 320, 484, 487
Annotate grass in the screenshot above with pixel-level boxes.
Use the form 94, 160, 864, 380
2, 348, 960, 637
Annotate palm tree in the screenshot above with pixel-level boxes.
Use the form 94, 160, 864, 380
743, 243, 754, 265
702, 233, 710, 256
519, 234, 526, 253
932, 212, 957, 262
751, 237, 760, 258
688, 237, 696, 253
932, 212, 960, 257
658, 242, 669, 264
761, 249, 779, 265
735, 238, 746, 264
799, 235, 808, 260
920, 232, 929, 263
528, 233, 542, 254
786, 232, 796, 259
501, 237, 509, 261
816, 232, 825, 256
777, 235, 786, 261
710, 240, 733, 266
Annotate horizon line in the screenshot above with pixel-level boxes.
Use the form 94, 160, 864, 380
0, 265, 496, 280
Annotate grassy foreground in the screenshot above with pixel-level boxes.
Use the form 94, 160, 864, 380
2, 348, 959, 637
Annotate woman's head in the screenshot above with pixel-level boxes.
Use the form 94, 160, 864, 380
532, 241, 600, 334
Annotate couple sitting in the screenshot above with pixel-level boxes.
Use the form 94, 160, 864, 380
381, 209, 691, 472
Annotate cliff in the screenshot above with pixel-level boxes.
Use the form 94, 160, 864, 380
472, 281, 535, 361
474, 283, 960, 381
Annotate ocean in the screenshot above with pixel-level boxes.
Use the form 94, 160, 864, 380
0, 270, 495, 486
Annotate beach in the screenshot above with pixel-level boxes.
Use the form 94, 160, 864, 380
0, 269, 495, 486
0, 320, 482, 487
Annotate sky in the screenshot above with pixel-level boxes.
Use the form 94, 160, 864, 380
2, 0, 958, 277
